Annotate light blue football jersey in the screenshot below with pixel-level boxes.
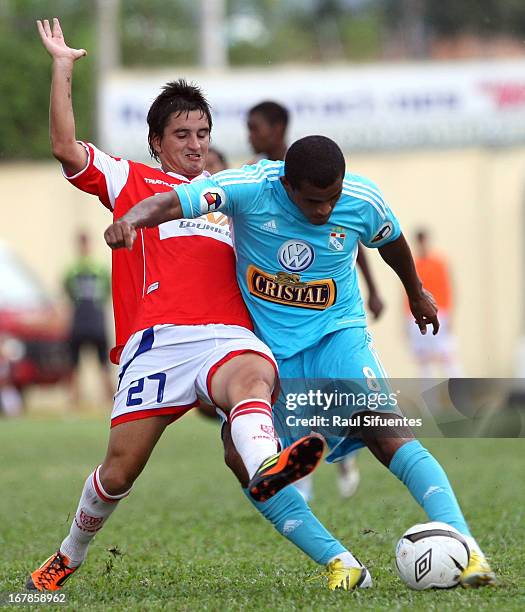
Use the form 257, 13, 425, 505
177, 159, 401, 359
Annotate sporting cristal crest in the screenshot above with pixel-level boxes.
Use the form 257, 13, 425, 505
328, 226, 346, 252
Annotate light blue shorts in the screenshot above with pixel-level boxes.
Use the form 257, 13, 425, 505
273, 327, 397, 462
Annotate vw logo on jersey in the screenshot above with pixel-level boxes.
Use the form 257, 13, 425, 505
277, 240, 315, 272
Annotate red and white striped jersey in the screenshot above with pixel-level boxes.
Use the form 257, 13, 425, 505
65, 142, 253, 364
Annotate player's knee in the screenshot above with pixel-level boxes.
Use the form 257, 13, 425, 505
211, 353, 275, 408
229, 362, 275, 403
378, 438, 409, 465
242, 370, 273, 397
362, 413, 414, 466
99, 464, 136, 495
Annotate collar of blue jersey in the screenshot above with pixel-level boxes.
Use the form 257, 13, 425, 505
274, 176, 342, 225
273, 176, 315, 224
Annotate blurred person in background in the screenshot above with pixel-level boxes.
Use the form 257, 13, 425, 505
63, 231, 112, 405
407, 229, 463, 378
206, 146, 229, 174
247, 101, 289, 162
247, 100, 384, 501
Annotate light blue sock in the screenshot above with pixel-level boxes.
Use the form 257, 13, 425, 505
243, 486, 347, 565
389, 440, 471, 536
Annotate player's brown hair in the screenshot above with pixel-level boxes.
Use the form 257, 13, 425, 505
147, 79, 213, 161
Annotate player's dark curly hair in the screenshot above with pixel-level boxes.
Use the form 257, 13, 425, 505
285, 135, 345, 189
248, 100, 289, 128
147, 79, 213, 161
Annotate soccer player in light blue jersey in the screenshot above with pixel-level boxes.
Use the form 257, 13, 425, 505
105, 135, 495, 589
248, 100, 382, 501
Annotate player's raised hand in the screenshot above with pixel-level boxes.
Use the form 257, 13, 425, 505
104, 220, 137, 251
409, 288, 440, 335
37, 18, 86, 62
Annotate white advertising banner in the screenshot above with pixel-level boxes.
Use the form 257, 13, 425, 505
99, 60, 525, 161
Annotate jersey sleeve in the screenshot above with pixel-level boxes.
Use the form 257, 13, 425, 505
62, 141, 130, 211
176, 163, 273, 219
355, 177, 401, 248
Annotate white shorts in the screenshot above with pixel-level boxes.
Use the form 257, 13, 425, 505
112, 324, 277, 427
408, 313, 457, 359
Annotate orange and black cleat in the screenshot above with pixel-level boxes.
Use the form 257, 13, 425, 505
26, 551, 78, 591
248, 434, 325, 502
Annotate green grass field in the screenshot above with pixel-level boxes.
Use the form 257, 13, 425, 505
1, 414, 523, 611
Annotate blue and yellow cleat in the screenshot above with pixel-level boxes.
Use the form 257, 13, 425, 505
327, 558, 372, 590
460, 550, 496, 588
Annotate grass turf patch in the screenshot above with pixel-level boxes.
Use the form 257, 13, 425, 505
0, 414, 523, 611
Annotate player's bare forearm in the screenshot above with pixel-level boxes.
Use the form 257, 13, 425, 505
49, 59, 86, 169
105, 192, 184, 251
37, 18, 87, 173
357, 244, 377, 293
379, 234, 439, 334
378, 234, 423, 299
123, 191, 183, 227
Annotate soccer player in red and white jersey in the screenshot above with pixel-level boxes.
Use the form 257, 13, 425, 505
28, 18, 324, 592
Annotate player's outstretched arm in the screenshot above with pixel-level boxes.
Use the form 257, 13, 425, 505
37, 18, 87, 174
104, 191, 184, 250
378, 233, 439, 335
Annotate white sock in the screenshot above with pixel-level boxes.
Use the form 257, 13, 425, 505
229, 398, 278, 478
60, 466, 131, 567
294, 474, 314, 502
328, 550, 361, 569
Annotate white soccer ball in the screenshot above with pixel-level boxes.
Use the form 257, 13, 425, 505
395, 522, 470, 590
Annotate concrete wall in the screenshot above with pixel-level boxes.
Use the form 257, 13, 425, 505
352, 147, 525, 377
1, 147, 523, 382
0, 162, 112, 293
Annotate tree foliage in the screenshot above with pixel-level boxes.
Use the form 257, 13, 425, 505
121, 0, 198, 66
426, 0, 525, 36
0, 1, 94, 161
385, 0, 525, 37
3, 0, 525, 160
